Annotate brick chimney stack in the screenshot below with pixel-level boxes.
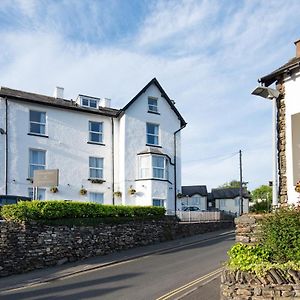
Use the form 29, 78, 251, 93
294, 39, 300, 58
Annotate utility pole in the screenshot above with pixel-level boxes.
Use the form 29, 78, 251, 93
239, 149, 243, 215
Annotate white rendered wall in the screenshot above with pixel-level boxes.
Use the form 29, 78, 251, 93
1, 98, 114, 203
215, 197, 249, 215
0, 98, 6, 195
178, 194, 207, 210
119, 83, 182, 210
283, 71, 300, 204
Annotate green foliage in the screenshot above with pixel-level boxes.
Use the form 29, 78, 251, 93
218, 180, 248, 189
1, 200, 166, 223
250, 185, 272, 213
260, 208, 300, 263
227, 243, 271, 272
227, 207, 300, 274
250, 200, 271, 213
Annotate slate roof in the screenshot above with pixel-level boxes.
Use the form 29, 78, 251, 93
0, 87, 120, 117
260, 56, 300, 87
211, 188, 251, 199
181, 185, 208, 197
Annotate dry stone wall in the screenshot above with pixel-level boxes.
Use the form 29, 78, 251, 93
0, 218, 233, 277
221, 214, 300, 300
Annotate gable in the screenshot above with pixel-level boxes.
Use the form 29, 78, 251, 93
120, 78, 186, 127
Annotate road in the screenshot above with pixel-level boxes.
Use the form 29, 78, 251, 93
0, 232, 234, 300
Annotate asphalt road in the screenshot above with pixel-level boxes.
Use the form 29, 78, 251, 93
0, 232, 234, 300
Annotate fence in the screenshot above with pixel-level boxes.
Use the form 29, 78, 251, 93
172, 210, 235, 223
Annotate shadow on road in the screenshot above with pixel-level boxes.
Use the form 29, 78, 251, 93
1, 272, 143, 300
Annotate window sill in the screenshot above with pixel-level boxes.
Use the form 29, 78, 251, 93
146, 144, 162, 148
87, 141, 105, 146
88, 178, 106, 184
27, 133, 49, 138
148, 111, 160, 115
135, 178, 172, 184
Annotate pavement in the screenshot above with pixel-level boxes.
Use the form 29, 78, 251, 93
0, 229, 234, 298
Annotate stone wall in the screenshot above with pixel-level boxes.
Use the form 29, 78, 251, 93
221, 214, 300, 300
0, 218, 233, 277
277, 80, 288, 204
221, 268, 300, 300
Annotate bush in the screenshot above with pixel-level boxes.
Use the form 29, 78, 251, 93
260, 207, 300, 263
1, 200, 166, 223
227, 207, 300, 274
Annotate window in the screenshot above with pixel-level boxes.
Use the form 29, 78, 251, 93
29, 110, 46, 135
89, 192, 104, 204
153, 199, 165, 207
89, 121, 103, 143
81, 97, 98, 108
220, 200, 226, 208
148, 97, 158, 113
29, 149, 46, 178
138, 155, 167, 180
191, 196, 201, 206
89, 157, 103, 179
152, 156, 165, 179
28, 188, 46, 200
146, 123, 159, 145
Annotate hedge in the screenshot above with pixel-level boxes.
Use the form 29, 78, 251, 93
0, 200, 166, 223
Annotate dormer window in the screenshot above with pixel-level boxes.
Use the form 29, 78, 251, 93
148, 97, 158, 113
80, 96, 98, 108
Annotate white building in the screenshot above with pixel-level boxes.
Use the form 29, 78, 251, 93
179, 185, 208, 211
0, 78, 186, 210
258, 40, 300, 205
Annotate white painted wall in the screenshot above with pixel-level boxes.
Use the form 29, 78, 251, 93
119, 83, 182, 210
178, 194, 207, 210
215, 197, 249, 215
0, 98, 114, 203
282, 70, 300, 204
0, 82, 184, 209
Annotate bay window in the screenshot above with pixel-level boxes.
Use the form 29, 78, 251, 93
138, 155, 168, 180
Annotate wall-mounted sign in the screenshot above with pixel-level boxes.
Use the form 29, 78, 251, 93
33, 169, 59, 187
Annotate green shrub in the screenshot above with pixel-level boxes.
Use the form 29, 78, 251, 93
1, 200, 166, 223
260, 207, 300, 263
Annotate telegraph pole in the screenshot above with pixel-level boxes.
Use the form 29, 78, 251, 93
239, 150, 243, 215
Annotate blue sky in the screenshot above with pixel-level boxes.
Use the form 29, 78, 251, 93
1, 0, 300, 191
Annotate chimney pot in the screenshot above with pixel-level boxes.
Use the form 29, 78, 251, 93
294, 39, 300, 58
53, 86, 64, 99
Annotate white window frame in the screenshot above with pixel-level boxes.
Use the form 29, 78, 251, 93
89, 157, 104, 179
29, 110, 46, 135
29, 149, 46, 178
138, 154, 167, 180
89, 121, 103, 143
28, 188, 46, 200
152, 198, 165, 207
89, 192, 104, 204
148, 97, 158, 113
152, 155, 165, 179
146, 123, 159, 146
81, 97, 98, 108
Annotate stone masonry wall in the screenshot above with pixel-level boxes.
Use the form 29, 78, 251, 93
0, 218, 233, 277
221, 214, 300, 300
277, 80, 288, 204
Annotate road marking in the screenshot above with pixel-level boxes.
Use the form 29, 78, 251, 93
156, 267, 223, 300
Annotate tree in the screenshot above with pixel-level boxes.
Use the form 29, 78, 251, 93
250, 185, 272, 213
218, 180, 248, 189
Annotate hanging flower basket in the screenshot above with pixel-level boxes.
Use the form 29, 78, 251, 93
128, 187, 136, 195
295, 181, 300, 193
114, 191, 122, 197
50, 186, 58, 193
177, 193, 184, 198
80, 188, 87, 195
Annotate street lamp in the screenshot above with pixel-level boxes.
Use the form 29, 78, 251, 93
251, 86, 280, 207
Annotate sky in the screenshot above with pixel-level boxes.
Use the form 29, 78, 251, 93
0, 0, 300, 191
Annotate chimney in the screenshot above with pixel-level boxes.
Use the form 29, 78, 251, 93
53, 86, 64, 99
99, 98, 111, 108
294, 39, 300, 58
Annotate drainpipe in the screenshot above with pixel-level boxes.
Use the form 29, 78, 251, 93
111, 117, 115, 205
3, 97, 8, 195
173, 123, 187, 213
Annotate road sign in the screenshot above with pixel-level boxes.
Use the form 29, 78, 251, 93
33, 169, 59, 187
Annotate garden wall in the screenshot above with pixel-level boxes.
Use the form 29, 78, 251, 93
221, 214, 300, 300
0, 218, 233, 277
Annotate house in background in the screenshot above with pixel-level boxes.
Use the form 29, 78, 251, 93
212, 188, 250, 215
179, 185, 208, 210
258, 40, 300, 205
0, 78, 186, 211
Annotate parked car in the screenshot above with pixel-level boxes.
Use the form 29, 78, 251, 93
0, 195, 32, 206
182, 206, 201, 211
